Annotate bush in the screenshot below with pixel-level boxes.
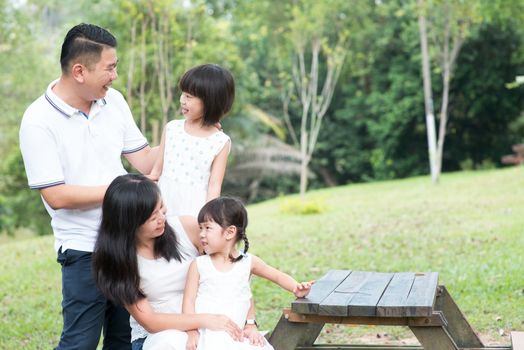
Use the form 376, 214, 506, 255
279, 198, 327, 215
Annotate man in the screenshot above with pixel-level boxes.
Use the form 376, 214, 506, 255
19, 23, 158, 349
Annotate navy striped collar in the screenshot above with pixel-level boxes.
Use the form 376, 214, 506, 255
45, 79, 107, 118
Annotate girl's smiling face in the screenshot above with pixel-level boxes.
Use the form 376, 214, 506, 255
179, 92, 204, 122
136, 198, 166, 244
198, 220, 229, 255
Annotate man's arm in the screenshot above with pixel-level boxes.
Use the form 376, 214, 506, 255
40, 184, 108, 210
124, 145, 160, 175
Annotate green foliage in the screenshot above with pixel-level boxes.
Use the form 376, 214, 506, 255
0, 152, 50, 235
446, 23, 524, 169
0, 0, 60, 235
1, 0, 524, 234
279, 197, 326, 215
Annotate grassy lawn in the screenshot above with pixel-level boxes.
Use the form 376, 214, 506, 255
1, 167, 523, 348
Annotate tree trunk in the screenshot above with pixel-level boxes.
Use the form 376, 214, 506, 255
417, 0, 439, 183
139, 18, 147, 135
126, 19, 137, 108
299, 131, 309, 199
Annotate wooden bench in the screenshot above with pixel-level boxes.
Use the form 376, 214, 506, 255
269, 270, 512, 350
502, 144, 524, 165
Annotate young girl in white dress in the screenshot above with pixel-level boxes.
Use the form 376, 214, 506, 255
182, 197, 315, 350
149, 64, 234, 217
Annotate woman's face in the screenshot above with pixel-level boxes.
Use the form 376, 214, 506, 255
136, 198, 166, 244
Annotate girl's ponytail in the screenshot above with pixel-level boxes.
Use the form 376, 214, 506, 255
231, 230, 249, 262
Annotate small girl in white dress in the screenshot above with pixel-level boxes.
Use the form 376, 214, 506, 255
149, 64, 234, 216
182, 197, 314, 350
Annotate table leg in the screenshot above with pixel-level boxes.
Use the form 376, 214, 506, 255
269, 314, 324, 350
410, 326, 459, 350
435, 285, 484, 348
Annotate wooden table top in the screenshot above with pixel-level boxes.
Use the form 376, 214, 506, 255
292, 270, 439, 318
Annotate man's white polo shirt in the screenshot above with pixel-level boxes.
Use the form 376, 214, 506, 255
19, 80, 148, 253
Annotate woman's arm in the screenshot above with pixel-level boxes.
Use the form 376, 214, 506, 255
127, 297, 242, 338
178, 216, 203, 254
251, 255, 314, 298
146, 127, 166, 181
206, 140, 230, 201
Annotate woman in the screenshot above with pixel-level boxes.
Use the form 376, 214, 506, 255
92, 174, 245, 349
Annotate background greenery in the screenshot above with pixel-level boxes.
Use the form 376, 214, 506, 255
1, 167, 523, 348
1, 0, 524, 234
0, 0, 523, 348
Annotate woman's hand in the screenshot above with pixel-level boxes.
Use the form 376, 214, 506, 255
243, 324, 265, 347
293, 280, 315, 298
185, 330, 199, 350
203, 314, 243, 341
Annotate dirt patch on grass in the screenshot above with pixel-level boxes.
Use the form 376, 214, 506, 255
314, 324, 511, 346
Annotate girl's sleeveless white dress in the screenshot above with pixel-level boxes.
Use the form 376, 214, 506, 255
158, 119, 230, 217
194, 254, 274, 350
136, 216, 199, 350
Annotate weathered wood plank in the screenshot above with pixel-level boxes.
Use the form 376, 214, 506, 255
292, 270, 352, 314
376, 272, 415, 317
318, 271, 369, 316
511, 331, 524, 350
410, 326, 459, 350
268, 314, 324, 350
296, 346, 423, 350
347, 272, 395, 316
296, 345, 510, 350
434, 285, 484, 348
295, 346, 509, 350
284, 308, 445, 327
403, 272, 438, 316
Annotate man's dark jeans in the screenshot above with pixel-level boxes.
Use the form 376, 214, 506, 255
55, 248, 131, 350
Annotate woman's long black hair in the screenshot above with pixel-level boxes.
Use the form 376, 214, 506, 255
92, 174, 182, 306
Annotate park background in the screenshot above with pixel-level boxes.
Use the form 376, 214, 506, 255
0, 0, 523, 348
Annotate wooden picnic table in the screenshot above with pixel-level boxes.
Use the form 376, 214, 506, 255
269, 270, 511, 350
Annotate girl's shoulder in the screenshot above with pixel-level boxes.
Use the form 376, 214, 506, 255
209, 129, 231, 147
215, 128, 230, 139
195, 254, 211, 267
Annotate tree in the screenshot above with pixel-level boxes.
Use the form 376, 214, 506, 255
246, 0, 373, 197
417, 0, 480, 183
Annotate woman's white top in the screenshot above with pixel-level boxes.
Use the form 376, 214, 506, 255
130, 216, 199, 342
158, 119, 230, 217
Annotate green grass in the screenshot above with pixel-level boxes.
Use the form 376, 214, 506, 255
2, 167, 523, 348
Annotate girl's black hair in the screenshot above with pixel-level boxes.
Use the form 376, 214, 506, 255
92, 174, 182, 306
197, 197, 249, 262
179, 64, 235, 126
